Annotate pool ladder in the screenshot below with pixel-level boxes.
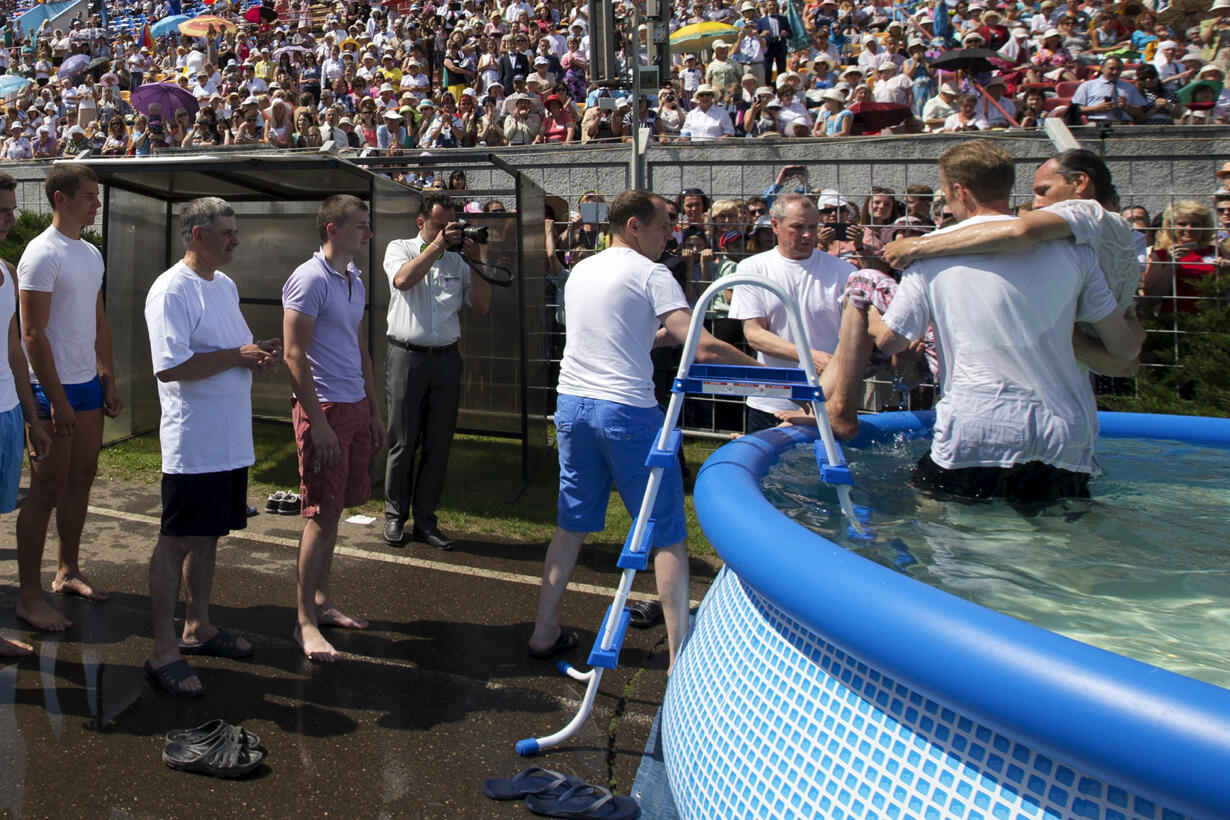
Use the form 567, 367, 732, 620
516, 273, 865, 756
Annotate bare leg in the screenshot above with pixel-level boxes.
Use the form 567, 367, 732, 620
529, 527, 588, 653
823, 301, 877, 441
652, 541, 691, 672
294, 517, 343, 662
147, 534, 203, 695
50, 410, 108, 602
16, 419, 72, 631
314, 540, 367, 630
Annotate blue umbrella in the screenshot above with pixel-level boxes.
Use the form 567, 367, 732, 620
151, 14, 191, 38
0, 75, 31, 99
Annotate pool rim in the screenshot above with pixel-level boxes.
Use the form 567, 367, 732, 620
693, 410, 1230, 820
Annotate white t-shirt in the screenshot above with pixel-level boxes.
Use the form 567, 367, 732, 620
17, 226, 103, 385
0, 263, 18, 413
882, 215, 1118, 473
728, 248, 855, 414
557, 246, 688, 408
1042, 198, 1140, 315
144, 262, 254, 474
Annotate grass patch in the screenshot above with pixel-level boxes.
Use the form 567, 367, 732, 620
98, 421, 726, 557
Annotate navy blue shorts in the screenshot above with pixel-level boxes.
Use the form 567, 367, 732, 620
32, 374, 102, 419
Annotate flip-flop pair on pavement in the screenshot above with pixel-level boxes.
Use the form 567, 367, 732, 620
145, 629, 253, 698
163, 719, 264, 779
484, 768, 639, 819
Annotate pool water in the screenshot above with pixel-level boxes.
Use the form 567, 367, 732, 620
763, 435, 1230, 690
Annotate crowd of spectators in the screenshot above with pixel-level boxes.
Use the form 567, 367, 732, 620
0, 0, 1225, 158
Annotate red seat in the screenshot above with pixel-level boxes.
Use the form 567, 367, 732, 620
1055, 81, 1082, 98
1043, 96, 1070, 112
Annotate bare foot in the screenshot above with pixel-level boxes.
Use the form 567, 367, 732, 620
0, 637, 33, 657
317, 606, 368, 630
52, 572, 110, 602
16, 596, 71, 631
825, 403, 860, 441
294, 623, 340, 662
146, 652, 204, 695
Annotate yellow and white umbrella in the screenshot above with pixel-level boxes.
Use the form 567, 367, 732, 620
669, 21, 739, 53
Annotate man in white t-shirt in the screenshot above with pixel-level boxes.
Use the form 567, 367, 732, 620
874, 141, 1140, 502
883, 148, 1145, 377
0, 173, 51, 656
142, 197, 281, 696
729, 193, 856, 433
529, 190, 758, 671
16, 165, 122, 633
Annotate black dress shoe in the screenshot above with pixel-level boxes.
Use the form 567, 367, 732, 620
412, 526, 454, 550
383, 519, 406, 546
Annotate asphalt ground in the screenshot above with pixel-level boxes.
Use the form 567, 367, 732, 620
0, 474, 715, 819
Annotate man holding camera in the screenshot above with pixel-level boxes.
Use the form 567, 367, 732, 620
381, 192, 491, 549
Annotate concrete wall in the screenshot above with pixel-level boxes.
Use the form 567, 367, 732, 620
4, 125, 1227, 222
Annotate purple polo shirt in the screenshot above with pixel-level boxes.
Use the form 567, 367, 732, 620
282, 250, 366, 403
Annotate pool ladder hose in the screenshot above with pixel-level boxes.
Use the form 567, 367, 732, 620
516, 274, 865, 756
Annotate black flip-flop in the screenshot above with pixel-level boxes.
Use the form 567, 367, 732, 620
528, 630, 580, 660
483, 767, 583, 800
163, 725, 264, 779
144, 659, 205, 698
524, 782, 640, 819
166, 719, 260, 750
178, 629, 253, 659
627, 600, 663, 629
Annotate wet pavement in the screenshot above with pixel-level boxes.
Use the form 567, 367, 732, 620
0, 476, 715, 818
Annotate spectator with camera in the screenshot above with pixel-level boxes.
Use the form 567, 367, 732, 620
381, 192, 491, 551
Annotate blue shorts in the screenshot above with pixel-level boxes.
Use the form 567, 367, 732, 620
555, 394, 687, 547
32, 374, 102, 419
0, 405, 22, 514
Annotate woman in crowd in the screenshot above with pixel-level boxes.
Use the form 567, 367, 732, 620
1141, 200, 1223, 314
456, 90, 480, 147
942, 94, 988, 131
183, 111, 218, 147
857, 187, 902, 254
100, 116, 131, 154
300, 52, 322, 104
477, 95, 506, 146
1135, 63, 1183, 125
291, 106, 322, 148
168, 106, 192, 146
265, 99, 294, 148
537, 94, 575, 143
353, 98, 380, 147
131, 114, 151, 156
656, 85, 685, 142
814, 88, 853, 136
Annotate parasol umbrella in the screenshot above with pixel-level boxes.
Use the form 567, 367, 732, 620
273, 45, 309, 60
85, 55, 112, 74
130, 81, 200, 119
929, 48, 1000, 73
848, 101, 912, 134
244, 4, 278, 24
57, 54, 91, 79
669, 21, 739, 52
151, 14, 191, 37
178, 15, 238, 36
0, 75, 31, 99
1177, 79, 1223, 105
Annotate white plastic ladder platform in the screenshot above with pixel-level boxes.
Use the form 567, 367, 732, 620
516, 273, 866, 756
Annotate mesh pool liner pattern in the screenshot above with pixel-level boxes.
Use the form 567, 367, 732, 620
662, 567, 1186, 820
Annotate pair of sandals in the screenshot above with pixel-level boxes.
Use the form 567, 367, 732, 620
484, 768, 639, 819
163, 719, 264, 779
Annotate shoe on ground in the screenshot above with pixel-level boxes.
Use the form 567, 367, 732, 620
412, 526, 454, 550
277, 493, 301, 515
264, 491, 285, 513
383, 519, 406, 546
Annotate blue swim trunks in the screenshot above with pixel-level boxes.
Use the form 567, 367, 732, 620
32, 374, 102, 419
0, 405, 23, 514
554, 394, 687, 548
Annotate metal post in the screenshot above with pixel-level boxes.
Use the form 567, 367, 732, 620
629, 4, 643, 190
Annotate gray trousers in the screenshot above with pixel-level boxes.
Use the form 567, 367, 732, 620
384, 344, 461, 530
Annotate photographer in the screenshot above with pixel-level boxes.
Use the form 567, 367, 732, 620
380, 192, 491, 551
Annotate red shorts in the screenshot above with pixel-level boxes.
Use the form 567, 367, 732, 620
292, 397, 373, 520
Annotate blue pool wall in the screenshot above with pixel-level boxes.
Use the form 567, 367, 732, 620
670, 411, 1230, 820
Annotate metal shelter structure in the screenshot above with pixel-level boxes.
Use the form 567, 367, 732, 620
76, 154, 550, 491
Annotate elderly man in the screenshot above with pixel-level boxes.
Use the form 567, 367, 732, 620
923, 82, 961, 131
729, 193, 856, 433
975, 76, 1016, 126
706, 38, 743, 102
681, 84, 735, 141
1071, 56, 1146, 123
142, 197, 280, 696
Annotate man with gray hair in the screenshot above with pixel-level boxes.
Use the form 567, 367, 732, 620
142, 197, 281, 696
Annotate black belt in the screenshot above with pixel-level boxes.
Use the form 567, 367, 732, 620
388, 337, 457, 355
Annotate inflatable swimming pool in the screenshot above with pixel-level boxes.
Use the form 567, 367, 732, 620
663, 411, 1230, 820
